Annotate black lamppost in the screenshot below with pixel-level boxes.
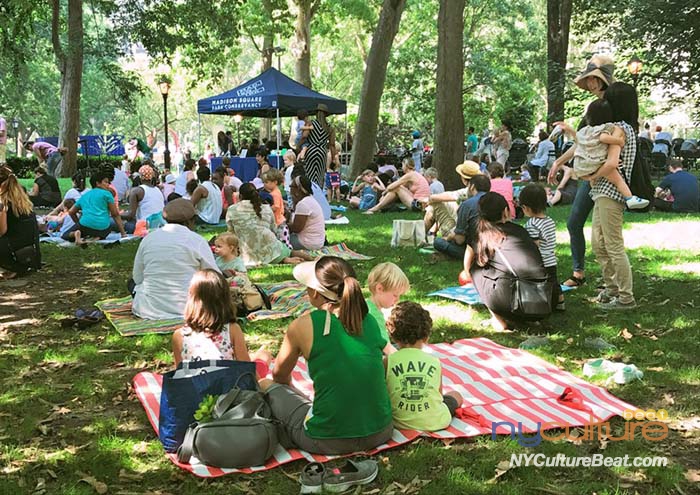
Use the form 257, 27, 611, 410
159, 79, 171, 168
628, 56, 643, 89
273, 46, 285, 71
11, 118, 19, 155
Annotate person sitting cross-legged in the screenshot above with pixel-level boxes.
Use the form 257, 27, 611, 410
654, 159, 699, 213
433, 174, 491, 260
364, 158, 430, 214
119, 164, 165, 233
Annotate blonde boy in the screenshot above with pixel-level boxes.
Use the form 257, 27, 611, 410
367, 262, 410, 355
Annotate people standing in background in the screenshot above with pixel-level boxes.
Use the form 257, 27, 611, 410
411, 131, 424, 172
639, 122, 651, 141
466, 127, 479, 158
0, 115, 6, 165
25, 141, 64, 177
491, 122, 512, 168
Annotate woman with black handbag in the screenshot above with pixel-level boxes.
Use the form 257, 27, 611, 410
463, 192, 553, 331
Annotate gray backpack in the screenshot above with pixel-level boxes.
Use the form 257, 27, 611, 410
176, 374, 279, 468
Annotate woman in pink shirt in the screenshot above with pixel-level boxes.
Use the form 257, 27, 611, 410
364, 158, 431, 214
25, 141, 64, 177
487, 162, 516, 219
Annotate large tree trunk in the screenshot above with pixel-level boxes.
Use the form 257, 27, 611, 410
52, 0, 84, 177
287, 0, 314, 88
260, 32, 273, 141
350, 0, 407, 176
546, 0, 572, 127
433, 0, 465, 191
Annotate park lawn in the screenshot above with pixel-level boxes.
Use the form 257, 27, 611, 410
1, 192, 699, 494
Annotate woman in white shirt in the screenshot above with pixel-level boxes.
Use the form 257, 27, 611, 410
289, 175, 326, 250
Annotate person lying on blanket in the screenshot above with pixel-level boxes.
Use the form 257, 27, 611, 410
260, 256, 394, 455
171, 269, 271, 378
385, 301, 462, 431
366, 262, 411, 355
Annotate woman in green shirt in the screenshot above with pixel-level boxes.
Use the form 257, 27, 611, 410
266, 256, 393, 454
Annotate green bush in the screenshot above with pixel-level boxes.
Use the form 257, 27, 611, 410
6, 156, 124, 178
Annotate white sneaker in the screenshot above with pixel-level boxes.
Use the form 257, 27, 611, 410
626, 196, 650, 209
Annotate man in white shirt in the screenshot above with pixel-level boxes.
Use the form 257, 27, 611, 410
130, 199, 219, 320
112, 166, 130, 201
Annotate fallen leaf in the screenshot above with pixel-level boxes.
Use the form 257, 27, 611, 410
78, 473, 108, 494
556, 356, 567, 363
599, 438, 609, 450
662, 393, 675, 405
647, 367, 664, 372
363, 490, 381, 495
45, 469, 57, 480
486, 460, 512, 484
566, 337, 574, 345
647, 335, 658, 341
37, 424, 50, 435
685, 469, 700, 483
118, 469, 143, 481
652, 350, 664, 357
658, 298, 671, 306
619, 328, 633, 341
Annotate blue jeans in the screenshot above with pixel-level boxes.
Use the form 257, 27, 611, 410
433, 237, 466, 260
46, 152, 63, 177
566, 181, 594, 273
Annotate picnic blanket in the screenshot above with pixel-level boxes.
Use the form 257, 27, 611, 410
429, 283, 574, 305
40, 232, 141, 247
95, 297, 183, 336
247, 282, 312, 321
307, 243, 372, 260
133, 337, 634, 477
325, 216, 350, 225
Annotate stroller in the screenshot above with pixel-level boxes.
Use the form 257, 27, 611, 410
507, 139, 529, 174
651, 131, 673, 176
679, 139, 700, 169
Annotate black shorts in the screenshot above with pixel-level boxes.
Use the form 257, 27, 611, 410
61, 222, 111, 241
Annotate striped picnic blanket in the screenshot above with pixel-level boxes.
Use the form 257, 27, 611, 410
307, 243, 373, 260
429, 283, 574, 306
247, 282, 312, 321
95, 297, 183, 336
132, 337, 634, 478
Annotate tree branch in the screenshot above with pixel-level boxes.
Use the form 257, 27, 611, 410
242, 24, 264, 54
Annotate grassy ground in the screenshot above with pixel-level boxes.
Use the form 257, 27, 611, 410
2, 179, 699, 494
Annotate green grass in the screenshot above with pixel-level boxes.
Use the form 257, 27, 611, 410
1, 194, 699, 494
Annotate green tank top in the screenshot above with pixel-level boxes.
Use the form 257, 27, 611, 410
304, 309, 393, 439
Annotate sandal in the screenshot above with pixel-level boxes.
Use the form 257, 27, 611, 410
563, 274, 586, 288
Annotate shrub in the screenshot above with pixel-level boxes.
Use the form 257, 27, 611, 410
6, 156, 124, 178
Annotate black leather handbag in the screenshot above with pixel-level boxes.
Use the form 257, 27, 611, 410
496, 248, 553, 318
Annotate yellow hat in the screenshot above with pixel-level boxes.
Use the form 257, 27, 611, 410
455, 160, 481, 180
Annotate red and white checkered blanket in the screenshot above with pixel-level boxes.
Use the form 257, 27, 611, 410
133, 337, 634, 478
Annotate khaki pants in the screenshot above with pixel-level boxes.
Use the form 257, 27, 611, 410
0, 144, 6, 164
591, 196, 634, 304
427, 202, 458, 236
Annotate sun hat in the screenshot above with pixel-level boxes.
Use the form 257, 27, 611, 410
293, 257, 339, 301
138, 165, 155, 181
455, 160, 481, 180
316, 103, 329, 114
165, 174, 176, 184
573, 54, 615, 90
162, 198, 196, 223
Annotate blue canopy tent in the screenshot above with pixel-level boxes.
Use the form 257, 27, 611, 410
197, 67, 347, 157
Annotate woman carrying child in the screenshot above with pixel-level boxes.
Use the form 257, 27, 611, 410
263, 256, 393, 454
385, 302, 462, 431
171, 269, 270, 378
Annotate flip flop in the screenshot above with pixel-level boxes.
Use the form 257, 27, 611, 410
563, 274, 586, 287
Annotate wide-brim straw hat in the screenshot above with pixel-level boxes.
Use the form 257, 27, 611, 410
316, 103, 330, 114
455, 160, 481, 180
573, 54, 615, 90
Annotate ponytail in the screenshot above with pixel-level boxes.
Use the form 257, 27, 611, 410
338, 276, 368, 336
239, 183, 263, 219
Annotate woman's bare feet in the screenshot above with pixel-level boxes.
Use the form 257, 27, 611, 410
291, 249, 315, 261
283, 256, 305, 264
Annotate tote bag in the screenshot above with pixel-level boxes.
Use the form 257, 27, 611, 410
391, 219, 426, 248
159, 359, 257, 452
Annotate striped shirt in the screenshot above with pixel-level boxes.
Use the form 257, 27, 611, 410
525, 216, 557, 267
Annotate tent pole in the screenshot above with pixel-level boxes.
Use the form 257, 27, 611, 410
345, 112, 348, 167
276, 108, 281, 167
198, 114, 201, 159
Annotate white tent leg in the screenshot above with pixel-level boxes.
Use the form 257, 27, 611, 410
276, 108, 281, 167
345, 112, 349, 165
198, 114, 201, 158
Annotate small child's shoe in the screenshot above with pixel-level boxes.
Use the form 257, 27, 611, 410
625, 196, 650, 210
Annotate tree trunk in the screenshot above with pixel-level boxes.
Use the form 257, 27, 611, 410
51, 0, 83, 177
350, 0, 407, 176
287, 0, 313, 88
433, 0, 465, 191
546, 0, 572, 127
260, 33, 273, 141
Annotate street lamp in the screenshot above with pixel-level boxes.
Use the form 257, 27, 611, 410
628, 56, 643, 89
11, 118, 19, 156
233, 114, 243, 151
273, 46, 285, 71
159, 79, 172, 169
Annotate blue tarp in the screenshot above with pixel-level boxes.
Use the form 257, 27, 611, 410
37, 135, 125, 156
197, 68, 346, 117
